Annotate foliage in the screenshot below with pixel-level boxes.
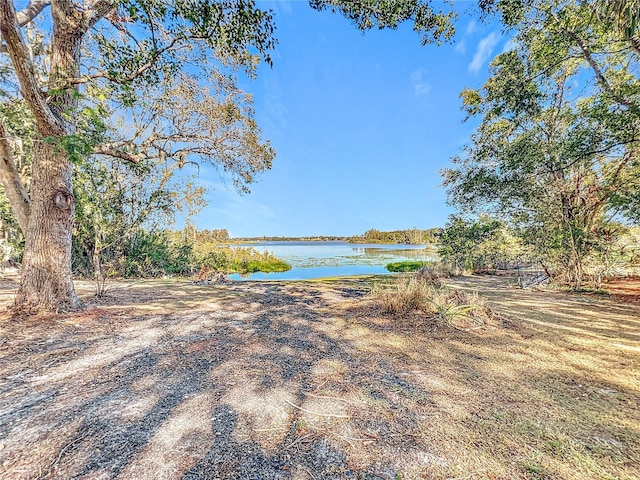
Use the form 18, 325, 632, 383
386, 261, 432, 272
71, 151, 205, 292
0, 187, 23, 260
583, 224, 640, 286
0, 0, 459, 310
444, 0, 640, 288
437, 215, 525, 274
309, 0, 456, 46
193, 242, 291, 275
100, 72, 275, 193
185, 227, 231, 244
351, 228, 440, 244
0, 0, 282, 309
116, 231, 193, 278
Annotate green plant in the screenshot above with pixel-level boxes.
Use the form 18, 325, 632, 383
386, 261, 432, 272
194, 243, 291, 275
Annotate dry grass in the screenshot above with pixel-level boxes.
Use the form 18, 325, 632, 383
0, 271, 638, 479
371, 272, 498, 329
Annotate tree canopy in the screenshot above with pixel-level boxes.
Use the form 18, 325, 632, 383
443, 0, 640, 287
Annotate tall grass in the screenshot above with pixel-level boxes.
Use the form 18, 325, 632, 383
371, 269, 495, 329
194, 243, 291, 275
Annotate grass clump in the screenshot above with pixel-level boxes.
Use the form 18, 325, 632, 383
386, 261, 432, 272
371, 268, 496, 329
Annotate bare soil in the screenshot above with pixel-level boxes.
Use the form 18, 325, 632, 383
0, 272, 638, 480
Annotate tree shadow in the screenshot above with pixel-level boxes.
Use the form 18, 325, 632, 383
1, 278, 638, 479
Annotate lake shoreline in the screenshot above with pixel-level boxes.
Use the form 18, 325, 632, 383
225, 240, 437, 280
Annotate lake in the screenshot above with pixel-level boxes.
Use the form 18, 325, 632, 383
229, 241, 437, 280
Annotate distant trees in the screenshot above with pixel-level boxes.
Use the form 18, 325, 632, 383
196, 229, 231, 244
352, 228, 440, 244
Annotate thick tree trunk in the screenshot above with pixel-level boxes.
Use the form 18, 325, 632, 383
2, 0, 89, 312
13, 140, 80, 311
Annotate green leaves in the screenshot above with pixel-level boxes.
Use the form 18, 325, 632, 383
437, 215, 522, 273
446, 0, 640, 287
93, 0, 277, 96
309, 0, 455, 45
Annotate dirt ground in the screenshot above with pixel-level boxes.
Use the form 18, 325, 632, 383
0, 272, 638, 480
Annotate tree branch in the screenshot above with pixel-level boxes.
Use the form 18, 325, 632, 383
0, 123, 30, 233
69, 38, 182, 86
16, 0, 49, 26
85, 0, 116, 29
0, 0, 63, 135
93, 144, 142, 163
550, 11, 637, 111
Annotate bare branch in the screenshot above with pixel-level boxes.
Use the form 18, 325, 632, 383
93, 144, 142, 163
0, 122, 30, 233
16, 0, 49, 26
0, 0, 62, 135
85, 0, 116, 29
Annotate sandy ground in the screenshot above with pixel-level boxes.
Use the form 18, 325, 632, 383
0, 272, 638, 480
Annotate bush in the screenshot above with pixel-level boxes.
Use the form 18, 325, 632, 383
194, 243, 291, 275
371, 272, 496, 329
372, 275, 436, 316
438, 214, 525, 274
386, 261, 432, 272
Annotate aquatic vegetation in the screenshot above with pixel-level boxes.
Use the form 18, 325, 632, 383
195, 243, 291, 275
385, 261, 432, 272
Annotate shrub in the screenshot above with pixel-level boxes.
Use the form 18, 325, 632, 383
386, 261, 432, 272
372, 275, 437, 316
194, 243, 291, 275
371, 272, 496, 329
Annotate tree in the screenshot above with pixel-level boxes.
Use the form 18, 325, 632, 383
438, 214, 523, 273
0, 0, 455, 312
0, 0, 278, 311
445, 0, 640, 288
73, 152, 205, 293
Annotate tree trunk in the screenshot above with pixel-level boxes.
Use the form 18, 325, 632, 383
4, 0, 88, 312
0, 123, 30, 233
13, 141, 80, 311
92, 228, 106, 296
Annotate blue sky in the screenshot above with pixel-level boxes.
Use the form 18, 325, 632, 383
194, 1, 508, 238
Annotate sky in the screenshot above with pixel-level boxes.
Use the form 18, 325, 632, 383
192, 0, 509, 238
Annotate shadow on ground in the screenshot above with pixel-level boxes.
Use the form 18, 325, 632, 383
0, 276, 639, 479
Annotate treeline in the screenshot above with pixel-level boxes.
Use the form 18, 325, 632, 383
229, 229, 441, 244
234, 235, 347, 242
179, 227, 231, 244
349, 228, 441, 245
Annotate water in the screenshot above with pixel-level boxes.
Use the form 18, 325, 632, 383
228, 241, 436, 281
